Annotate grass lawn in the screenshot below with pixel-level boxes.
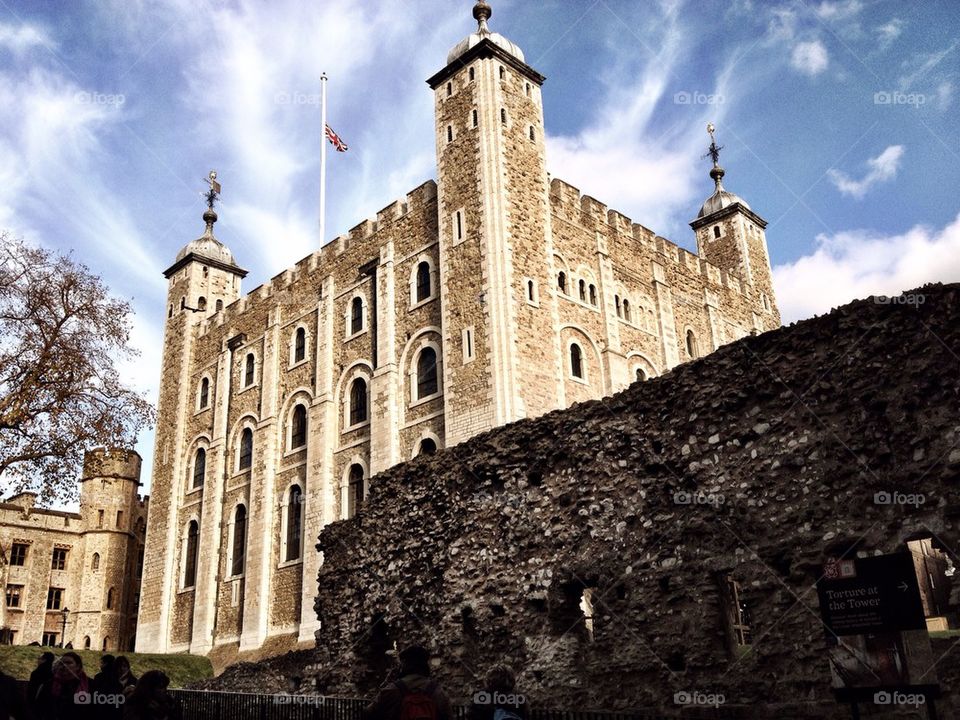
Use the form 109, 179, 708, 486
0, 645, 213, 688
929, 629, 960, 639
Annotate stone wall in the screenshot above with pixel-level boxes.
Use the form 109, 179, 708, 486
204, 284, 959, 718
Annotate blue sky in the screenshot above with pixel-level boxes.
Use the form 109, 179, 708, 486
1, 0, 958, 498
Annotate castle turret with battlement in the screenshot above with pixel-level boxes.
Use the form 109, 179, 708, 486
137, 2, 779, 660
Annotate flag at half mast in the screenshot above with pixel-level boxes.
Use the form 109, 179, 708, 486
325, 124, 348, 152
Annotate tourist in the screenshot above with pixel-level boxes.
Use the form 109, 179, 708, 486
93, 654, 116, 690
115, 656, 139, 698
37, 651, 92, 719
27, 651, 54, 713
122, 670, 182, 720
363, 645, 453, 720
468, 666, 527, 720
0, 667, 26, 720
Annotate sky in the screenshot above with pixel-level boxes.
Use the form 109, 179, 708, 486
0, 0, 958, 499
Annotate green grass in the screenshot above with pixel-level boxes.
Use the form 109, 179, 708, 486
929, 629, 960, 639
0, 645, 213, 688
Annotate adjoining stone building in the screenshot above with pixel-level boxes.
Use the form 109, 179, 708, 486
137, 2, 779, 657
0, 448, 147, 651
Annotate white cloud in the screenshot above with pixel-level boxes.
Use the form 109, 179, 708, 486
875, 18, 903, 47
814, 0, 863, 21
897, 41, 959, 93
827, 145, 905, 199
936, 81, 953, 110
773, 212, 960, 323
0, 22, 49, 53
790, 40, 829, 76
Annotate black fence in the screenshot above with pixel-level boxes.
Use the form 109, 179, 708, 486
170, 689, 725, 720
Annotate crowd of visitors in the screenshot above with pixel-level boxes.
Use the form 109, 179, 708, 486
0, 650, 180, 720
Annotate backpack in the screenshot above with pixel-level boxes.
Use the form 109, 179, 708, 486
494, 709, 523, 720
396, 679, 438, 720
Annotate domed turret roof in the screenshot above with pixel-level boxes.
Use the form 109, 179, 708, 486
174, 208, 238, 267
447, 1, 524, 65
697, 187, 751, 219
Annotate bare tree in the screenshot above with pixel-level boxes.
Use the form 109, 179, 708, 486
0, 233, 155, 502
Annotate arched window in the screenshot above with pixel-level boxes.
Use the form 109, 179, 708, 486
527, 280, 536, 302
184, 520, 199, 588
350, 378, 368, 426
197, 296, 207, 312
500, 108, 507, 124
446, 81, 452, 97
615, 295, 621, 317
199, 378, 209, 409
192, 448, 206, 489
686, 329, 698, 358
419, 438, 437, 456
285, 485, 302, 562
636, 367, 647, 381
216, 299, 223, 312
168, 305, 172, 318
290, 405, 307, 449
417, 348, 438, 399
83, 636, 91, 649
106, 587, 114, 610
415, 261, 431, 302
239, 427, 253, 470
623, 299, 631, 322
294, 327, 306, 363
231, 505, 246, 576
347, 465, 364, 519
578, 279, 586, 302
589, 284, 597, 306
91, 553, 100, 571
570, 344, 584, 379
472, 109, 478, 128
469, 67, 475, 81
557, 271, 567, 294
244, 353, 255, 386
350, 297, 364, 335
180, 297, 185, 310
713, 225, 721, 239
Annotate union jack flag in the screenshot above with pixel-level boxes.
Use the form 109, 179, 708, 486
325, 124, 348, 152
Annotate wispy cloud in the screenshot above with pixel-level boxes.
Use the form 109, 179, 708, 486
827, 145, 905, 199
790, 39, 829, 76
814, 0, 863, 22
774, 212, 960, 323
875, 18, 903, 48
0, 22, 50, 53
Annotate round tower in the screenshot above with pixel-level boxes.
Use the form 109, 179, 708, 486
76, 447, 145, 651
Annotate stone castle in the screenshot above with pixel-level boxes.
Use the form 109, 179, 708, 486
137, 2, 779, 656
0, 449, 147, 651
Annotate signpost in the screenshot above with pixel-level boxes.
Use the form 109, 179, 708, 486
817, 553, 940, 719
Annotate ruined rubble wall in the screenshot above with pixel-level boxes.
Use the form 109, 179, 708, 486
207, 285, 960, 717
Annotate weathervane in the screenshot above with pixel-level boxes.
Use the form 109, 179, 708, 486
704, 123, 723, 166
203, 170, 221, 209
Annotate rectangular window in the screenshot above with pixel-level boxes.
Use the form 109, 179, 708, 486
116, 510, 124, 528
462, 327, 475, 363
46, 587, 63, 610
726, 577, 752, 647
98, 509, 104, 528
5, 585, 23, 608
9, 543, 27, 566
51, 548, 68, 571
42, 632, 57, 647
453, 209, 465, 245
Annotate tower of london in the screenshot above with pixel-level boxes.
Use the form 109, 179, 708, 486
137, 1, 780, 658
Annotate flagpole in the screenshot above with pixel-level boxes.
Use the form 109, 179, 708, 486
320, 72, 328, 246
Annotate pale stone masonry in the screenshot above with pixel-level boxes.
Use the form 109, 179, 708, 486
0, 449, 147, 651
137, 2, 779, 658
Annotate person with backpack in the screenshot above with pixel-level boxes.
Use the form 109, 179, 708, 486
363, 645, 452, 720
468, 666, 527, 720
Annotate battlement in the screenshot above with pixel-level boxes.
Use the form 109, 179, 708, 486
195, 180, 438, 339
81, 447, 141, 482
548, 176, 746, 291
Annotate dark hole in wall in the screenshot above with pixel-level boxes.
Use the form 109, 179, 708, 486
527, 469, 543, 487
616, 584, 627, 600
658, 576, 670, 592
651, 438, 664, 455
490, 603, 506, 617
461, 606, 478, 638
527, 597, 547, 612
772, 550, 792, 577
667, 650, 686, 672
365, 611, 393, 684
